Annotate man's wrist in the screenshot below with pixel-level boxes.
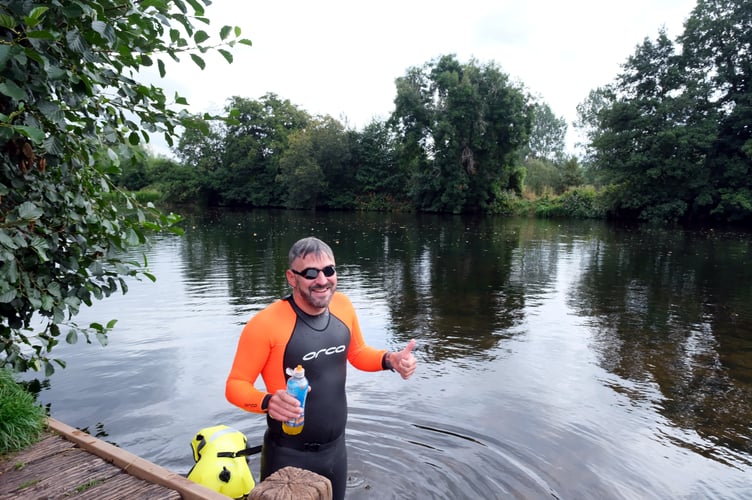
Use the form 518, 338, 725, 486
261, 393, 272, 411
383, 351, 395, 372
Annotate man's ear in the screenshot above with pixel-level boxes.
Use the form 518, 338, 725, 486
285, 269, 296, 288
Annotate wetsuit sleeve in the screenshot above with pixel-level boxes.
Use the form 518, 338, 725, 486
225, 300, 297, 413
330, 293, 387, 372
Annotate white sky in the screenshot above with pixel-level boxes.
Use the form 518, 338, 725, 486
151, 0, 698, 156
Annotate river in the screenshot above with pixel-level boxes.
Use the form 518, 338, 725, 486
33, 209, 752, 499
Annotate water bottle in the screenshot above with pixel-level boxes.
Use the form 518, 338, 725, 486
282, 365, 308, 435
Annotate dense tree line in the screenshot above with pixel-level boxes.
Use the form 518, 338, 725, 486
133, 0, 750, 225
132, 55, 574, 214
577, 0, 751, 223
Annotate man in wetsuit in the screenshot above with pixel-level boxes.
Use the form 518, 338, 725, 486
226, 236, 417, 499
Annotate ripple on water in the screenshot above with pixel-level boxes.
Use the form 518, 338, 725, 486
344, 407, 561, 499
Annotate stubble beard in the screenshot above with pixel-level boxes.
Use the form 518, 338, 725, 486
301, 283, 335, 311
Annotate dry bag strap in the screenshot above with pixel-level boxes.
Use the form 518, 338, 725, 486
216, 445, 262, 458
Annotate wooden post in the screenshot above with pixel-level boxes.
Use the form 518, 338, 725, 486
247, 467, 332, 500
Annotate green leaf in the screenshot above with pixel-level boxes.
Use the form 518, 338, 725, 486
158, 58, 166, 78
66, 29, 88, 54
0, 14, 14, 29
26, 30, 56, 40
0, 290, 17, 303
220, 25, 232, 41
194, 30, 209, 44
125, 227, 141, 246
61, 4, 84, 19
38, 101, 65, 125
25, 7, 49, 28
30, 236, 50, 262
218, 49, 233, 64
0, 44, 10, 70
13, 125, 45, 143
43, 135, 65, 155
0, 80, 27, 100
0, 230, 16, 249
66, 330, 78, 344
18, 201, 43, 220
48, 281, 62, 299
96, 332, 109, 347
41, 294, 54, 311
185, 0, 205, 16
190, 53, 205, 70
91, 20, 117, 46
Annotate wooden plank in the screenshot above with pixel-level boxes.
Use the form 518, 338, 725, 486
73, 471, 182, 500
1, 420, 228, 499
47, 418, 228, 500
0, 432, 74, 473
0, 429, 185, 500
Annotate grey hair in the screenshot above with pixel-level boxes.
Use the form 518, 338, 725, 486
288, 237, 334, 266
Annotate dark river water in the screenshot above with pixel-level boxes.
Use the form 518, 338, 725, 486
32, 209, 752, 499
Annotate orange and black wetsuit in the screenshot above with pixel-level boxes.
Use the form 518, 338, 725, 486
226, 292, 387, 500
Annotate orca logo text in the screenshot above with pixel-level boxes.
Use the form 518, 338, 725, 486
303, 344, 346, 361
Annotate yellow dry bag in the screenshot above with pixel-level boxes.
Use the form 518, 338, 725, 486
187, 425, 256, 499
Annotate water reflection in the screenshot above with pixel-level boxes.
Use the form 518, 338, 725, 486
32, 209, 752, 499
571, 226, 752, 467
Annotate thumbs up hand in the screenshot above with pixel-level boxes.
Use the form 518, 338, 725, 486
389, 339, 417, 380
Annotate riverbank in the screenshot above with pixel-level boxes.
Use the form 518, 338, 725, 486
0, 417, 226, 499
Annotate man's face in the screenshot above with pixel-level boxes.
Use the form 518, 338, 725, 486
286, 252, 337, 315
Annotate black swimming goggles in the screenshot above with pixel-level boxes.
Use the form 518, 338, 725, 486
290, 265, 336, 280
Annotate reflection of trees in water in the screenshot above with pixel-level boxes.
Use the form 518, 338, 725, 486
349, 214, 569, 363
572, 227, 752, 463
178, 209, 752, 464
177, 209, 303, 319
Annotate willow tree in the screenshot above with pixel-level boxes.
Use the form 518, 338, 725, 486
391, 55, 532, 213
0, 1, 250, 374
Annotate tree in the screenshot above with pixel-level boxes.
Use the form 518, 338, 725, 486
526, 101, 567, 162
172, 114, 225, 205
577, 0, 752, 223
212, 94, 310, 207
577, 30, 715, 222
277, 130, 325, 209
391, 55, 532, 213
0, 1, 250, 374
351, 119, 410, 208
310, 115, 353, 209
680, 0, 752, 221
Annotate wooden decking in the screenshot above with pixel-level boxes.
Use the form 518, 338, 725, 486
0, 418, 227, 499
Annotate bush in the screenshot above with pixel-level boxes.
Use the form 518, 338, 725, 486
134, 189, 163, 204
0, 369, 46, 454
536, 186, 605, 219
489, 189, 534, 216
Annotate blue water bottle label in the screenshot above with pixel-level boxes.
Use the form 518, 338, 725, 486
284, 366, 308, 431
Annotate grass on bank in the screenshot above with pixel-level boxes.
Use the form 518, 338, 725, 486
0, 368, 46, 455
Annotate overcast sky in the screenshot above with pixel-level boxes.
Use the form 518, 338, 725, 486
151, 0, 698, 155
